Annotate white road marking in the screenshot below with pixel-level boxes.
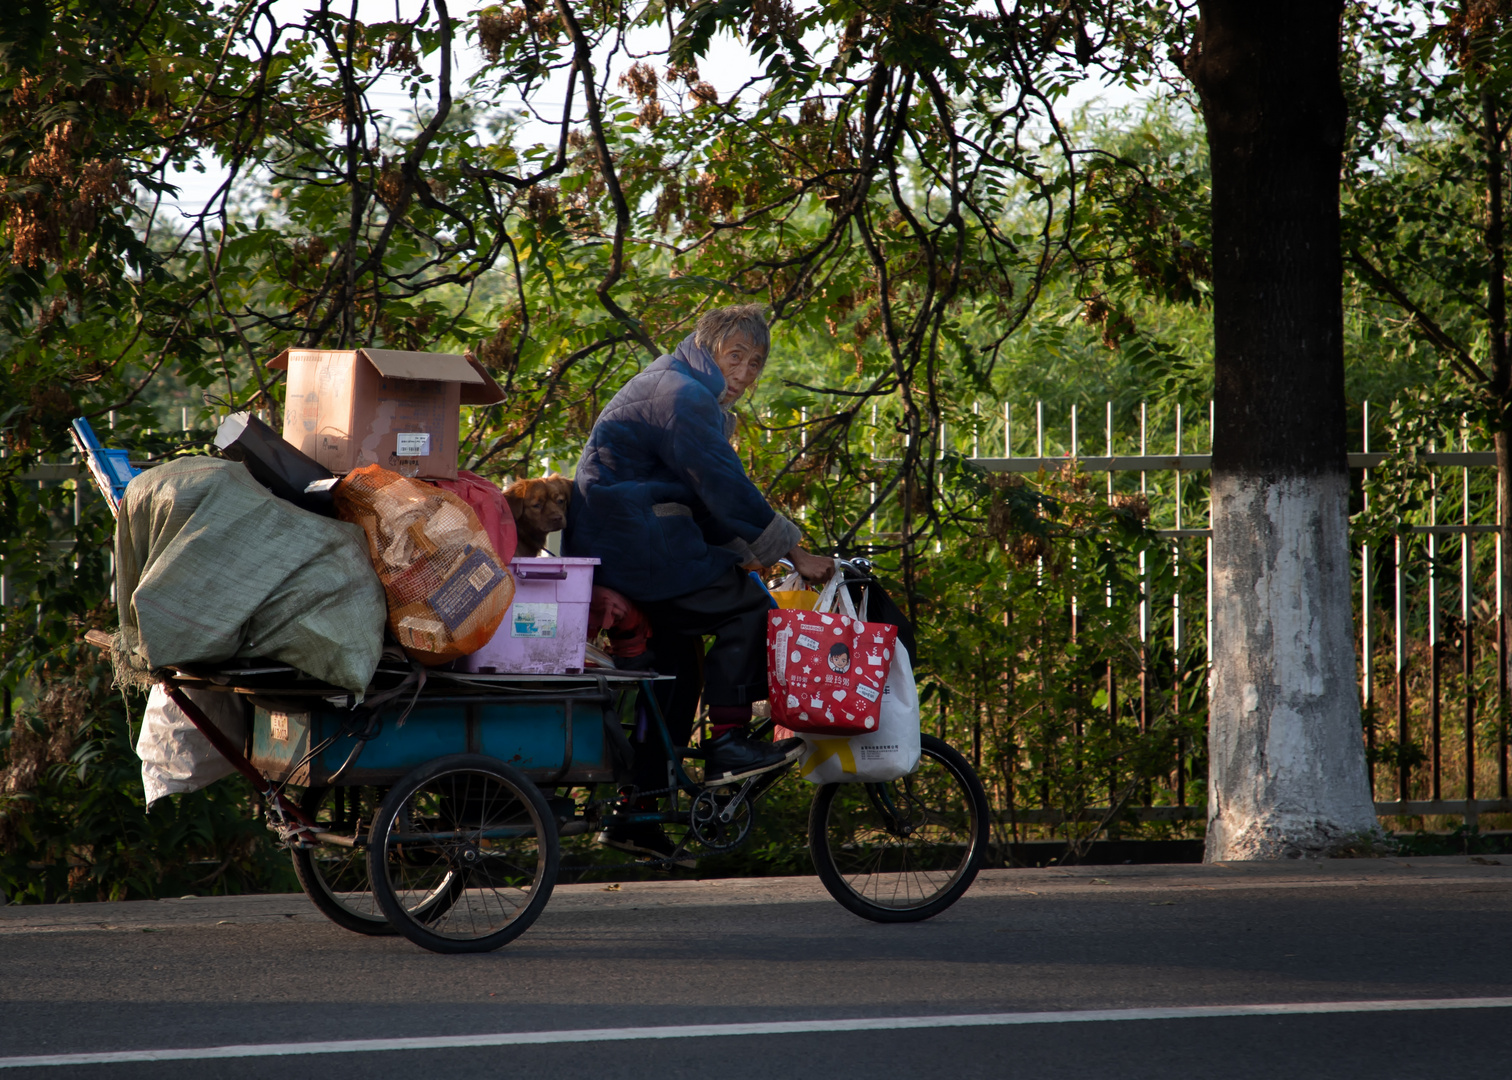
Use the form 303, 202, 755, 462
4, 998, 1511, 1069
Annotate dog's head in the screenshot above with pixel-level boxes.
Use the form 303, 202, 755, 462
505, 474, 571, 542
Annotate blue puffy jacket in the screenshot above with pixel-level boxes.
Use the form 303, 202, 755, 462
564, 335, 801, 602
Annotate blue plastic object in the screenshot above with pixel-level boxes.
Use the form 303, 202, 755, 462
749, 570, 779, 609
70, 416, 140, 515
247, 694, 622, 787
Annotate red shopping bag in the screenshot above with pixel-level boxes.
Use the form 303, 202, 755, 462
767, 605, 898, 736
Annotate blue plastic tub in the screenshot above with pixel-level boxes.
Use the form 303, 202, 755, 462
248, 686, 623, 787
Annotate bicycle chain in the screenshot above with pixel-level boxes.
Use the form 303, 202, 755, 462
557, 783, 711, 874
558, 772, 770, 873
293, 772, 782, 871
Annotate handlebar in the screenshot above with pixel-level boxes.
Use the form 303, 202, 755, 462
771, 555, 876, 584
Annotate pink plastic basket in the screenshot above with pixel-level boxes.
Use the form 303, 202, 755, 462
458, 557, 599, 675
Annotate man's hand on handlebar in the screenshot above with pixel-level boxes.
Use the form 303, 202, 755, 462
787, 546, 835, 584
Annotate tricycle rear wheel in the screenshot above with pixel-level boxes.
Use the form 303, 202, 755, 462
291, 785, 393, 936
368, 754, 559, 954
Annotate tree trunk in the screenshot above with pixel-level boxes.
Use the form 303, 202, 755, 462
1185, 0, 1379, 859
1483, 90, 1512, 757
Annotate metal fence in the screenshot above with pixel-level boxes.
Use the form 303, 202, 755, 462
945, 399, 1510, 829
11, 399, 1510, 830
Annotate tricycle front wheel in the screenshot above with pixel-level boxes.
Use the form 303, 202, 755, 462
808, 733, 990, 923
368, 754, 559, 954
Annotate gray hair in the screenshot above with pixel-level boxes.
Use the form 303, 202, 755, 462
693, 304, 770, 356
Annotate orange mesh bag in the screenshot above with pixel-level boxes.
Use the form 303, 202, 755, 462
333, 464, 515, 664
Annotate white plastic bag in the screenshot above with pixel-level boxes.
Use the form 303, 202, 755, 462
789, 562, 922, 783
136, 685, 248, 808
770, 570, 805, 592
796, 645, 921, 783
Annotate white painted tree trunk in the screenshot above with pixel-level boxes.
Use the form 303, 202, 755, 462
1206, 471, 1379, 860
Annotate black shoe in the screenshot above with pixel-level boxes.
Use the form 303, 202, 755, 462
596, 822, 698, 869
703, 731, 804, 785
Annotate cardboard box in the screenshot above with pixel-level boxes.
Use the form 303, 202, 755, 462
270, 348, 505, 480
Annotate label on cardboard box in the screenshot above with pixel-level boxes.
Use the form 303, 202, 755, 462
510, 602, 559, 638
395, 432, 431, 456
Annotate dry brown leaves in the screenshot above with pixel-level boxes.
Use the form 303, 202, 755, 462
474, 314, 521, 374
477, 7, 529, 61
1447, 0, 1511, 68
2, 119, 127, 268
619, 61, 658, 103
526, 183, 560, 225
375, 164, 407, 208
747, 0, 800, 40
691, 172, 736, 217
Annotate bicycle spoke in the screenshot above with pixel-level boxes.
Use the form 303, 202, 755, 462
813, 736, 987, 919
373, 759, 554, 950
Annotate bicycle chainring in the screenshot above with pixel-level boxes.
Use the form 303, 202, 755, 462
688, 789, 754, 853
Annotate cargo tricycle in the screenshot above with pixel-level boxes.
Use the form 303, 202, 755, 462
145, 561, 990, 954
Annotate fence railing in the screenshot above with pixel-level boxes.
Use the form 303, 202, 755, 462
943, 400, 1511, 829
13, 399, 1512, 831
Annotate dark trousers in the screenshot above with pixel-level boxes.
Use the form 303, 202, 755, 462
628, 569, 771, 793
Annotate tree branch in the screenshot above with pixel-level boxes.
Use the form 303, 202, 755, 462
1348, 248, 1492, 388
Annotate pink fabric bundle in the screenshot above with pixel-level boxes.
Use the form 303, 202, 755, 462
429, 469, 518, 568
589, 585, 652, 658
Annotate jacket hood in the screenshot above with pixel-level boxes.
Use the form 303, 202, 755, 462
669, 334, 727, 401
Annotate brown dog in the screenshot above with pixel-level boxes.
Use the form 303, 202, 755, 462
504, 474, 571, 557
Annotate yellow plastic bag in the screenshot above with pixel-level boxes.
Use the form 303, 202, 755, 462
768, 570, 818, 610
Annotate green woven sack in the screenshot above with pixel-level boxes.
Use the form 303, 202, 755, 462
114, 457, 386, 695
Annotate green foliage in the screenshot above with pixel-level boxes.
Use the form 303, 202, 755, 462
1392, 824, 1512, 856
18, 0, 1501, 894
0, 0, 1230, 894
911, 461, 1209, 850
1341, 1, 1512, 417
0, 643, 294, 903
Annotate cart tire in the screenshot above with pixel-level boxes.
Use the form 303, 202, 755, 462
292, 786, 393, 936
808, 733, 989, 923
369, 754, 558, 954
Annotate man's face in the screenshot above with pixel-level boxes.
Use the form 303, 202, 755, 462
712, 333, 767, 405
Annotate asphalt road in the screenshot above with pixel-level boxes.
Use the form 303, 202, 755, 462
2, 857, 1510, 1079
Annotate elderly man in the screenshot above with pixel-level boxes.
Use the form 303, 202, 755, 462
565, 304, 833, 859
